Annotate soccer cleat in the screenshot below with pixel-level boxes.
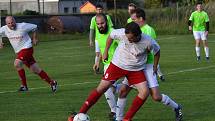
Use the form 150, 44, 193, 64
159, 75, 165, 81
174, 105, 183, 121
197, 56, 201, 61
68, 112, 77, 121
51, 80, 58, 92
206, 57, 210, 61
108, 112, 116, 121
18, 86, 28, 92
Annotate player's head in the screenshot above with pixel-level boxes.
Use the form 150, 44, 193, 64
125, 22, 142, 43
128, 3, 137, 15
196, 2, 202, 11
5, 16, 16, 30
131, 8, 146, 26
96, 4, 104, 14
96, 13, 108, 34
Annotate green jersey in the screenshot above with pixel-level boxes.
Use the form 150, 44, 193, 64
90, 15, 113, 41
96, 28, 118, 65
140, 24, 157, 64
127, 18, 132, 23
189, 11, 209, 31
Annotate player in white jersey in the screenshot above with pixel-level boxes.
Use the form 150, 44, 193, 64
115, 8, 182, 121
68, 22, 160, 121
0, 16, 57, 92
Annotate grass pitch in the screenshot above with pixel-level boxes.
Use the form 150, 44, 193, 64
0, 34, 215, 121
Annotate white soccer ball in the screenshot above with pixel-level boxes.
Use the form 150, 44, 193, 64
73, 113, 90, 121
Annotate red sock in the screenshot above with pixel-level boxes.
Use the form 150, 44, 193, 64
124, 96, 146, 120
79, 89, 102, 113
18, 69, 27, 87
38, 70, 53, 84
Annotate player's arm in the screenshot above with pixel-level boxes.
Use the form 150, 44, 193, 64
205, 13, 210, 36
0, 27, 5, 49
149, 39, 160, 74
103, 36, 113, 61
32, 29, 38, 45
93, 41, 101, 73
89, 29, 95, 47
188, 13, 193, 31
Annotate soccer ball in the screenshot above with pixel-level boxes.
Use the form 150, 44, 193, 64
73, 113, 90, 121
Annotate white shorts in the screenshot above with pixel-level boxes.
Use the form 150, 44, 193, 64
95, 40, 100, 53
122, 64, 159, 88
193, 31, 207, 41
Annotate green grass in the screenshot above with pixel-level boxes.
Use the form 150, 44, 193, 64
0, 33, 215, 121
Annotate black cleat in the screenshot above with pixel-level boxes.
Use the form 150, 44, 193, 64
108, 112, 116, 121
206, 57, 210, 61
18, 86, 28, 92
197, 56, 201, 61
175, 105, 183, 121
51, 80, 58, 92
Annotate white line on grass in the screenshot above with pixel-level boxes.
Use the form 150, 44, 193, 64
1, 65, 214, 94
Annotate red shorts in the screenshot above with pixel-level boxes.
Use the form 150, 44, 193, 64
16, 47, 36, 68
102, 63, 146, 85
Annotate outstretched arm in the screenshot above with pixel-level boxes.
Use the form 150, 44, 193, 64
103, 36, 113, 61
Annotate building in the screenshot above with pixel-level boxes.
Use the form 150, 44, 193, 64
80, 1, 96, 13
0, 0, 106, 15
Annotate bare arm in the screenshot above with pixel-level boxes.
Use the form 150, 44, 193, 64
153, 50, 160, 74
103, 36, 113, 61
32, 30, 38, 45
89, 29, 95, 47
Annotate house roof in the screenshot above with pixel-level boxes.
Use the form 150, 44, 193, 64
80, 1, 95, 9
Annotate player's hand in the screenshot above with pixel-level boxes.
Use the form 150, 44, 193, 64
93, 63, 100, 74
189, 26, 192, 31
153, 65, 158, 75
103, 52, 108, 62
205, 31, 209, 37
32, 39, 38, 46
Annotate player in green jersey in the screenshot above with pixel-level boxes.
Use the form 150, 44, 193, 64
89, 4, 113, 47
115, 8, 182, 121
188, 2, 210, 61
92, 13, 119, 120
127, 3, 136, 23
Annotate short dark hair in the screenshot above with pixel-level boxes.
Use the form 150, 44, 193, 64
134, 8, 146, 20
96, 13, 107, 22
196, 1, 203, 5
96, 4, 103, 9
128, 3, 137, 8
125, 22, 142, 37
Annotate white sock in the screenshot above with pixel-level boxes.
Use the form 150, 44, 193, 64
204, 47, 209, 57
116, 98, 127, 121
104, 87, 116, 113
161, 94, 178, 109
195, 47, 201, 57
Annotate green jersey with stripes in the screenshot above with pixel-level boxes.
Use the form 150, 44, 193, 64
90, 15, 113, 41
96, 28, 118, 65
140, 24, 157, 64
189, 11, 209, 31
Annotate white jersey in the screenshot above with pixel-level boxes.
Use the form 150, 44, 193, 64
0, 23, 37, 53
110, 29, 160, 71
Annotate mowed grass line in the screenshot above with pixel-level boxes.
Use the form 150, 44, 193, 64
0, 34, 215, 121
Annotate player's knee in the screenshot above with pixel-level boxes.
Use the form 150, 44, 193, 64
138, 88, 149, 99
14, 61, 23, 69
118, 85, 129, 98
152, 94, 162, 102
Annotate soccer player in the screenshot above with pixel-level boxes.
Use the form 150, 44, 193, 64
188, 2, 210, 61
68, 22, 160, 121
115, 9, 183, 121
0, 16, 57, 92
89, 4, 113, 47
127, 3, 137, 23
92, 13, 119, 120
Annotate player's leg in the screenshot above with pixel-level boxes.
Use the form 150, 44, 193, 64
14, 59, 28, 91
123, 71, 149, 120
193, 31, 201, 61
116, 78, 132, 121
201, 31, 209, 60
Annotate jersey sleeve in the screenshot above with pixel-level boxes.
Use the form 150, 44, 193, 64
189, 12, 194, 21
22, 23, 37, 33
205, 12, 209, 22
107, 15, 113, 27
90, 16, 96, 30
110, 29, 124, 40
149, 39, 160, 54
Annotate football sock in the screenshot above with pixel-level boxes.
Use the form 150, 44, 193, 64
161, 94, 178, 109
38, 70, 53, 84
79, 89, 102, 113
104, 87, 116, 113
204, 47, 209, 57
116, 98, 127, 121
18, 69, 27, 87
124, 96, 145, 120
195, 46, 200, 57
